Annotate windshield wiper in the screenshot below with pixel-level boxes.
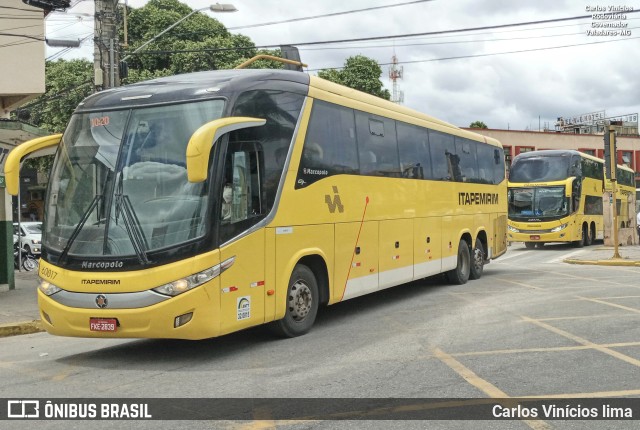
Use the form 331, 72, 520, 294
114, 173, 150, 265
59, 194, 102, 263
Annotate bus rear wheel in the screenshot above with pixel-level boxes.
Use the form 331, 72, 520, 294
446, 239, 470, 285
585, 224, 594, 246
270, 264, 319, 338
469, 240, 485, 280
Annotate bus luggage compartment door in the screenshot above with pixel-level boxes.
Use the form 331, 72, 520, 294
336, 221, 379, 301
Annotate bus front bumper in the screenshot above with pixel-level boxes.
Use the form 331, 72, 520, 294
508, 231, 571, 243
37, 284, 220, 340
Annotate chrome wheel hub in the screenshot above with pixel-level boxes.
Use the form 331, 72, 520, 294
288, 280, 312, 321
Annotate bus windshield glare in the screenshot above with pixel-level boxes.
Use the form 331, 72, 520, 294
509, 154, 571, 183
508, 186, 569, 219
45, 100, 225, 261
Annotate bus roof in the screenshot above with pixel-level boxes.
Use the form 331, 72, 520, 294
75, 68, 499, 147
77, 69, 310, 112
513, 149, 634, 173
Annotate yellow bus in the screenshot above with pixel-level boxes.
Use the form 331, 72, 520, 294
5, 67, 507, 340
507, 149, 635, 248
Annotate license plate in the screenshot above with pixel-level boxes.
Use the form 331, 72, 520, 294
90, 318, 117, 332
529, 235, 540, 240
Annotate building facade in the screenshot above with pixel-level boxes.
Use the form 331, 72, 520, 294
467, 128, 640, 184
1, 1, 47, 288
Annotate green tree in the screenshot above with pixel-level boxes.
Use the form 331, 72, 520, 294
469, 121, 488, 129
318, 55, 390, 100
15, 0, 289, 172
121, 0, 283, 84
18, 59, 93, 134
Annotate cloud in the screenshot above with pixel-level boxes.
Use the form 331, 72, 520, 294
46, 0, 640, 131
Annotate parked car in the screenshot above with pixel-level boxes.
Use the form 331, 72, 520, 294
13, 222, 42, 256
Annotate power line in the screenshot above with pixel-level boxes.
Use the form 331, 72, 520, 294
0, 23, 42, 32
226, 0, 435, 30
0, 32, 44, 41
0, 6, 40, 13
300, 26, 640, 51
0, 16, 44, 20
308, 36, 640, 71
18, 79, 92, 112
284, 11, 639, 47
127, 11, 638, 57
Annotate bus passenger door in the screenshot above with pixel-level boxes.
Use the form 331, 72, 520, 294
379, 219, 413, 289
219, 233, 265, 335
414, 217, 442, 279
335, 222, 379, 300
218, 143, 266, 334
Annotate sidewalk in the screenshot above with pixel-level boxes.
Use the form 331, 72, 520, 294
0, 269, 42, 337
564, 244, 640, 266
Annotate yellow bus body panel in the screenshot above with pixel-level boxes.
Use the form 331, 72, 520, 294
37, 251, 223, 340
34, 76, 508, 340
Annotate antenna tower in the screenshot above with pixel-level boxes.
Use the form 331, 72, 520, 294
389, 54, 404, 104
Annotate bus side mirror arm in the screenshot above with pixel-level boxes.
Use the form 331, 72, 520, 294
3, 134, 62, 196
186, 117, 266, 183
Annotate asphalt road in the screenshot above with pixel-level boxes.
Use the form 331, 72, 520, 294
2, 242, 640, 429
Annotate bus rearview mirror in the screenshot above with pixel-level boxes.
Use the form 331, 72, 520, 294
186, 117, 266, 183
3, 134, 62, 195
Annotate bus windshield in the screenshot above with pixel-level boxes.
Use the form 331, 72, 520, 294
508, 186, 569, 219
509, 154, 571, 183
45, 100, 225, 261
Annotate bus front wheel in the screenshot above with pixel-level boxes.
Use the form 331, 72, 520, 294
446, 240, 470, 285
469, 240, 485, 280
270, 264, 319, 338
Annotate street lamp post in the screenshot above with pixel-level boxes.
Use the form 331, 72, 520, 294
120, 3, 237, 64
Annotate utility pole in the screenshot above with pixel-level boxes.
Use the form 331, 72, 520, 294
94, 0, 120, 91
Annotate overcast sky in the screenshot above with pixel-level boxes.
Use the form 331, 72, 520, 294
46, 0, 640, 131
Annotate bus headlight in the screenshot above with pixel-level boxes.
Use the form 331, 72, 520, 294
39, 278, 61, 296
550, 224, 568, 233
508, 225, 519, 233
152, 256, 235, 297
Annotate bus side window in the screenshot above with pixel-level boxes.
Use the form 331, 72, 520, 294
219, 144, 265, 243
429, 130, 455, 181
572, 178, 582, 212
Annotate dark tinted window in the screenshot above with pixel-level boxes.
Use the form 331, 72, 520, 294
618, 168, 635, 187
355, 112, 401, 177
584, 195, 603, 215
232, 90, 305, 206
296, 100, 358, 189
429, 130, 456, 181
582, 158, 603, 180
455, 137, 479, 183
397, 122, 431, 179
477, 143, 504, 184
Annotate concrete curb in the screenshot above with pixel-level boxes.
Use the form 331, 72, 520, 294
0, 320, 44, 338
564, 258, 640, 267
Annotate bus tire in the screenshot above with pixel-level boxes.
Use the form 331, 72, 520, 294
270, 264, 319, 338
524, 242, 536, 249
469, 240, 485, 280
585, 224, 594, 246
446, 240, 470, 285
